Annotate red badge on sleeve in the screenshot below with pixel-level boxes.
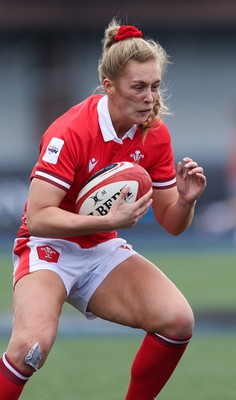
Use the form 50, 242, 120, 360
37, 245, 60, 263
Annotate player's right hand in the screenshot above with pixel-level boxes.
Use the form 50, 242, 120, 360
107, 186, 153, 229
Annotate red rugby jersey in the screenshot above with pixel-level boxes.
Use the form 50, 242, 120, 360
17, 94, 176, 248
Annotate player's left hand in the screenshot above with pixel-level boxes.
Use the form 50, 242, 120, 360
176, 157, 207, 204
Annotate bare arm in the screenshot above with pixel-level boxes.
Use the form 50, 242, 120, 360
26, 178, 153, 237
152, 157, 207, 235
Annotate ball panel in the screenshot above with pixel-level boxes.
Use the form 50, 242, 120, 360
77, 161, 135, 200
78, 180, 139, 216
76, 161, 152, 216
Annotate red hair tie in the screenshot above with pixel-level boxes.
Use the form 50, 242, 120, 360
114, 25, 143, 42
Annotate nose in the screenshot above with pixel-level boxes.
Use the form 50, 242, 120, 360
144, 88, 153, 103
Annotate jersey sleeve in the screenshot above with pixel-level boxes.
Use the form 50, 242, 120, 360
147, 121, 176, 190
31, 127, 78, 192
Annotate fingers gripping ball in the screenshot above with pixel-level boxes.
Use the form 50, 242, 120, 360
76, 162, 152, 216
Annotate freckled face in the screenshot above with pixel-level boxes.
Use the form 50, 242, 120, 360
105, 59, 161, 134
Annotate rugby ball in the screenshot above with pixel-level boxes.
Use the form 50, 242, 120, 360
76, 161, 152, 216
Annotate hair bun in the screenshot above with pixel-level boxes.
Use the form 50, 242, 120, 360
114, 25, 143, 42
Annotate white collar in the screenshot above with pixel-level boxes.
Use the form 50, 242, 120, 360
97, 95, 137, 143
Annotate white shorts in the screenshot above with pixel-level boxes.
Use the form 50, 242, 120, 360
13, 237, 137, 319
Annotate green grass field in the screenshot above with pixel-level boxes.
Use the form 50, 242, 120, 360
0, 248, 236, 399
0, 336, 235, 400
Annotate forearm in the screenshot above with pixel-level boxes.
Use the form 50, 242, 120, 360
27, 207, 112, 238
158, 198, 197, 236
26, 182, 153, 238
153, 157, 207, 236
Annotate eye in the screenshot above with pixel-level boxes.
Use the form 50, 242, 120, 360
151, 83, 160, 92
134, 85, 144, 91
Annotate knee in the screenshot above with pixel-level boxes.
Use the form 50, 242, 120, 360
24, 328, 56, 369
168, 305, 195, 338
7, 327, 56, 372
142, 302, 195, 339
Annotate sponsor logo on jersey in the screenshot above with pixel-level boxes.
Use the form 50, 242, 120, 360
42, 137, 64, 164
37, 245, 60, 263
130, 149, 144, 162
89, 158, 99, 172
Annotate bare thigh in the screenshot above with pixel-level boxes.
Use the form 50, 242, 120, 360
88, 254, 194, 338
7, 270, 67, 372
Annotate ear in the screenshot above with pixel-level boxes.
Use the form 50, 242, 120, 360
103, 78, 114, 97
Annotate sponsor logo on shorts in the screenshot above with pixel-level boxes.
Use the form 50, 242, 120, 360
37, 245, 60, 263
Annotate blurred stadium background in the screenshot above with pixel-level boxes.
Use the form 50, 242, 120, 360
0, 0, 236, 239
0, 1, 236, 398
0, 0, 236, 238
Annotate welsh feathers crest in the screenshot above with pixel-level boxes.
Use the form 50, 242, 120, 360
130, 150, 144, 162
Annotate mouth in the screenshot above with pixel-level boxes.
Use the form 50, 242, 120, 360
138, 109, 152, 116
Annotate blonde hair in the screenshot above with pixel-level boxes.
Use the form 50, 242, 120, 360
98, 18, 170, 136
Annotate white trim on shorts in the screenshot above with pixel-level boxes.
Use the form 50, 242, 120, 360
13, 237, 137, 319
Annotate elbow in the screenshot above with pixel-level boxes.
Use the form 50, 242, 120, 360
27, 222, 38, 237
160, 221, 188, 236
165, 227, 184, 237
171, 230, 184, 237
26, 214, 42, 237
165, 222, 192, 236
154, 210, 191, 236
